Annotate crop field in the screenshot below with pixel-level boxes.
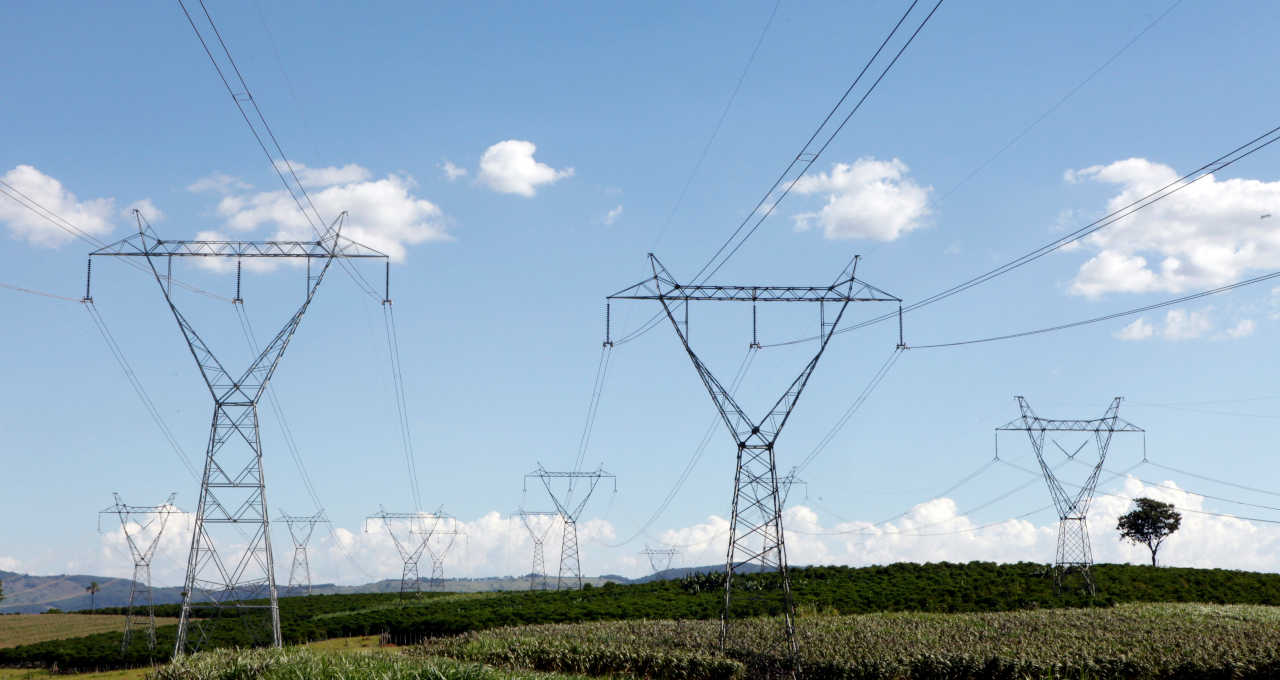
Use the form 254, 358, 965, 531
0, 614, 182, 649
421, 603, 1280, 680
151, 647, 611, 680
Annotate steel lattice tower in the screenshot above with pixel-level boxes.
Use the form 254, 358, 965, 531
414, 513, 461, 591
279, 510, 329, 595
610, 254, 901, 660
365, 508, 437, 599
98, 493, 180, 654
517, 509, 558, 590
87, 212, 387, 654
526, 465, 616, 590
997, 396, 1143, 594
640, 546, 680, 577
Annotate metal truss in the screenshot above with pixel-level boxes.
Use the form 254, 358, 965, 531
279, 510, 329, 595
780, 468, 806, 506
517, 509, 559, 591
610, 254, 901, 661
99, 493, 180, 654
412, 513, 461, 591
364, 508, 439, 599
998, 396, 1143, 594
87, 212, 388, 655
640, 546, 680, 576
526, 465, 617, 590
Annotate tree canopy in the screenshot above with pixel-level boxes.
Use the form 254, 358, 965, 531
1117, 497, 1182, 566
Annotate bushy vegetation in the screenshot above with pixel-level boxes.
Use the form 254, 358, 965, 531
151, 647, 604, 680
4, 562, 1280, 672
422, 603, 1280, 680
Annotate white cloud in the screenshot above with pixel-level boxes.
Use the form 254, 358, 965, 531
0, 556, 19, 571
1068, 158, 1280, 297
1115, 317, 1154, 341
187, 172, 251, 194
212, 163, 448, 262
1161, 308, 1212, 340
603, 204, 623, 226
791, 157, 931, 241
283, 162, 371, 188
1224, 318, 1256, 339
0, 165, 115, 247
441, 160, 468, 181
124, 198, 164, 223
477, 140, 574, 197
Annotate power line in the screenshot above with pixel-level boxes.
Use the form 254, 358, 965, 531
795, 346, 903, 473
613, 0, 946, 346
1145, 460, 1280, 500
1, 282, 80, 303
908, 268, 1280, 349
763, 121, 1280, 349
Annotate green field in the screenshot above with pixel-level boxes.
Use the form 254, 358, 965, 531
421, 603, 1280, 679
4, 562, 1280, 674
0, 614, 182, 650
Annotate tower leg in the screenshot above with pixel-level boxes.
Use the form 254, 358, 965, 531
174, 403, 282, 655
557, 520, 581, 590
721, 442, 798, 665
1055, 517, 1095, 595
401, 560, 421, 599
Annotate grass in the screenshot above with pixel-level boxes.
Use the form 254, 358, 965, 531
0, 668, 151, 680
421, 602, 1280, 679
0, 615, 182, 650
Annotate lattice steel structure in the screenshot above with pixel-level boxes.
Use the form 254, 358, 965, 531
517, 509, 559, 590
98, 492, 180, 654
365, 508, 436, 598
998, 396, 1143, 594
279, 510, 329, 595
414, 512, 460, 591
526, 465, 616, 590
87, 212, 387, 654
640, 546, 680, 577
610, 254, 901, 659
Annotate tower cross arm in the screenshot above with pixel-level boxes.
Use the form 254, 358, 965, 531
996, 417, 1143, 432
608, 281, 899, 303
90, 233, 388, 259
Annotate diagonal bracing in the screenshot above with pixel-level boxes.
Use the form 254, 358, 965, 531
99, 493, 180, 654
609, 253, 901, 664
526, 465, 616, 590
517, 509, 559, 590
278, 510, 329, 595
88, 211, 387, 655
997, 396, 1143, 594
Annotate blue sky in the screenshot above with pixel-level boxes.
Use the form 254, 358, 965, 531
3, 0, 1280, 585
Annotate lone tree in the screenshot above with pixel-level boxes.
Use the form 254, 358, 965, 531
86, 581, 100, 611
1117, 497, 1182, 566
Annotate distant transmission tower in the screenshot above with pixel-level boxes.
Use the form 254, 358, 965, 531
997, 396, 1143, 594
365, 508, 442, 598
98, 493, 180, 654
415, 512, 461, 591
516, 509, 558, 590
639, 546, 680, 577
610, 254, 901, 659
526, 464, 616, 590
279, 510, 329, 595
87, 212, 387, 654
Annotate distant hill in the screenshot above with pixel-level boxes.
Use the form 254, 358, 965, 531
0, 569, 640, 614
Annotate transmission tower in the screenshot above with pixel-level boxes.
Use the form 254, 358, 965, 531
525, 464, 616, 590
517, 509, 559, 590
279, 510, 329, 595
640, 546, 680, 577
779, 468, 806, 506
365, 508, 438, 598
87, 212, 387, 654
609, 253, 901, 659
98, 492, 180, 654
997, 396, 1143, 594
414, 512, 461, 591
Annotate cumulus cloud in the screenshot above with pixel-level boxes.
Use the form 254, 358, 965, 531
1117, 308, 1222, 341
1067, 158, 1280, 297
477, 140, 574, 197
187, 172, 251, 194
441, 160, 467, 181
0, 165, 115, 247
124, 198, 164, 223
1115, 317, 1154, 341
1225, 318, 1256, 338
210, 163, 448, 262
603, 205, 623, 226
791, 157, 931, 241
